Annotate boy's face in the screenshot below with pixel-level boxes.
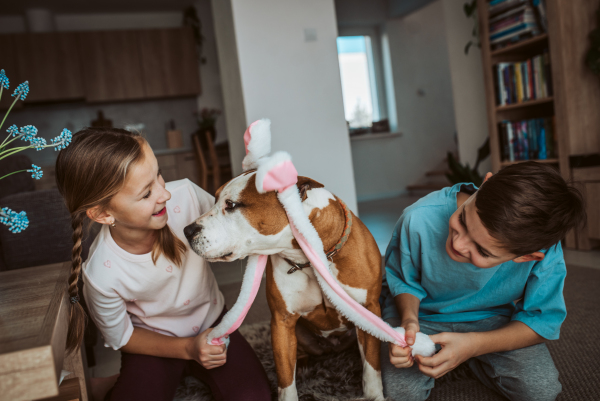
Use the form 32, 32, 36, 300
445, 192, 519, 269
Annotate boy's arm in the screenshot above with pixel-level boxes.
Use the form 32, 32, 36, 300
394, 293, 421, 344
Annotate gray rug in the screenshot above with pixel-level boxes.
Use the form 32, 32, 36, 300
174, 264, 600, 401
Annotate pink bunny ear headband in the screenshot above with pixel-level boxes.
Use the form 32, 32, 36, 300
207, 119, 435, 357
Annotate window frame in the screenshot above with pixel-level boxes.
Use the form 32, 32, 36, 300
337, 27, 389, 125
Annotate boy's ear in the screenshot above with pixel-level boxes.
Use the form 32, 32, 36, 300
482, 172, 493, 184
513, 252, 545, 263
86, 206, 113, 225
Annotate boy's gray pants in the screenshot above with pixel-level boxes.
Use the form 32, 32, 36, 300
381, 315, 561, 401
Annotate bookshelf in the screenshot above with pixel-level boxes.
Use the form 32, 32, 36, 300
478, 0, 566, 177
477, 0, 600, 249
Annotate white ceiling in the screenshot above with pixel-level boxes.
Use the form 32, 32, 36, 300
1, 0, 195, 15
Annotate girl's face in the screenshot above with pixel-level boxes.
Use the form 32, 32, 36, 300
107, 142, 171, 232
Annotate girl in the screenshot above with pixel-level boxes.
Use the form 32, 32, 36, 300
56, 127, 271, 401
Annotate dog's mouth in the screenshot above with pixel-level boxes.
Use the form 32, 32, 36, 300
205, 251, 234, 262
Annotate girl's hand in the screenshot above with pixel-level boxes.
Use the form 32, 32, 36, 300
389, 319, 420, 368
415, 332, 476, 379
186, 328, 228, 369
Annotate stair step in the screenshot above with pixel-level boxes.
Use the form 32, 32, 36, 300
426, 170, 450, 177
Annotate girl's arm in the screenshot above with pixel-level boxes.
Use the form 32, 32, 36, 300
121, 327, 227, 369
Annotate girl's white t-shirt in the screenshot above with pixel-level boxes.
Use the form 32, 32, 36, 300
82, 179, 224, 350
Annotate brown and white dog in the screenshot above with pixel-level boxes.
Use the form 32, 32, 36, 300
184, 171, 385, 400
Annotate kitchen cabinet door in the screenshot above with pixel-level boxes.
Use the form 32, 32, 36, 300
79, 30, 146, 102
14, 32, 84, 102
0, 34, 23, 110
138, 28, 201, 98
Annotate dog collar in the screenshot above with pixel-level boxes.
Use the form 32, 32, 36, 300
284, 197, 353, 274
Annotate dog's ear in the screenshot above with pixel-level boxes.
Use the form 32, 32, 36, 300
296, 176, 324, 202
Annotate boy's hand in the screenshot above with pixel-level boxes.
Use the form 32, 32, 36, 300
185, 328, 228, 369
389, 319, 420, 368
415, 332, 476, 379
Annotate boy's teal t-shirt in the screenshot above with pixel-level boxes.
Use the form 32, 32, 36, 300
380, 183, 567, 340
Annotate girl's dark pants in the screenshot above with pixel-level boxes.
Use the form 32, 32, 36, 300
105, 308, 271, 401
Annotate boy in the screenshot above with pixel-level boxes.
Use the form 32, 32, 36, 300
379, 162, 586, 401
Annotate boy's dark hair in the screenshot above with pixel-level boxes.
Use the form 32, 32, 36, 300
475, 161, 586, 256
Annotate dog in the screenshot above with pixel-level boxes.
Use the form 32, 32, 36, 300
184, 171, 384, 401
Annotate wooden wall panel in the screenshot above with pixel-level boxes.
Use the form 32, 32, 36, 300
79, 31, 146, 102
138, 27, 201, 98
548, 0, 600, 157
14, 33, 84, 102
0, 34, 23, 110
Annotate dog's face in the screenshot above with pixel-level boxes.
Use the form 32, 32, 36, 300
184, 171, 333, 262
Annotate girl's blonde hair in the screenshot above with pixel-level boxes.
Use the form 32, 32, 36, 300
55, 127, 186, 352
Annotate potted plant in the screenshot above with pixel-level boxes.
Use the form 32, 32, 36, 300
193, 108, 221, 149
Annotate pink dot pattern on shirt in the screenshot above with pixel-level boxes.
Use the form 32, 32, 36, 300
104, 260, 111, 268
193, 326, 200, 333
166, 265, 173, 273
213, 298, 217, 305
173, 206, 181, 213
184, 299, 190, 305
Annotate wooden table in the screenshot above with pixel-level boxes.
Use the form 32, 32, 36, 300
0, 262, 89, 401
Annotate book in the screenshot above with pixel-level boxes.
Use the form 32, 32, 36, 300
498, 117, 556, 162
494, 50, 551, 106
489, 0, 529, 17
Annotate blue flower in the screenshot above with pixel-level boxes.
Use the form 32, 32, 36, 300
0, 207, 29, 233
19, 125, 38, 141
7, 124, 19, 137
0, 69, 9, 90
51, 128, 72, 151
30, 137, 47, 151
27, 164, 43, 180
12, 81, 29, 101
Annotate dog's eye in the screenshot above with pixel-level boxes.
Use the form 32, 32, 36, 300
225, 200, 238, 211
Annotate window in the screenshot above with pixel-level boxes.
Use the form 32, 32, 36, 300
336, 29, 395, 134
337, 36, 376, 129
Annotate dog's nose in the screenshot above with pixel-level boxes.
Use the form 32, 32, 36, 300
184, 223, 202, 240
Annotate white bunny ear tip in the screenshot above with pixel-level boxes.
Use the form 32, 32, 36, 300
242, 118, 272, 172
255, 152, 296, 193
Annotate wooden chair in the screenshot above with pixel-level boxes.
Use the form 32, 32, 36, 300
192, 131, 232, 193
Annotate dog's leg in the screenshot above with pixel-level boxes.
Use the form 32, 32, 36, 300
356, 303, 384, 401
271, 312, 301, 401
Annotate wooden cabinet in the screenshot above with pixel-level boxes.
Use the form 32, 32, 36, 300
79, 30, 146, 102
138, 28, 201, 98
0, 34, 22, 110
155, 151, 200, 186
1, 28, 200, 104
572, 166, 600, 250
14, 33, 84, 102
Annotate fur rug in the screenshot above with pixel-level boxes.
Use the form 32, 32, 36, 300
173, 321, 474, 401
174, 321, 380, 401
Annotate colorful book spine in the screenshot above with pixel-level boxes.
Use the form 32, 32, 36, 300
498, 117, 556, 162
495, 50, 551, 106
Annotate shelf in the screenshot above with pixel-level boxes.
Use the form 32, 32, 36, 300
491, 34, 549, 57
500, 158, 559, 167
496, 97, 553, 112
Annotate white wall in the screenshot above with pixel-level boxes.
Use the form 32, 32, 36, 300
351, 0, 457, 201
213, 0, 358, 212
441, 0, 491, 174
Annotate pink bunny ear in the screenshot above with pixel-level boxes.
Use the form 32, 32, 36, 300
242, 119, 271, 172
255, 151, 297, 193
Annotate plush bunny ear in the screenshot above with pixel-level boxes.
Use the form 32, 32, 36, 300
242, 118, 271, 172
255, 151, 298, 194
